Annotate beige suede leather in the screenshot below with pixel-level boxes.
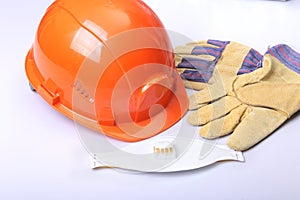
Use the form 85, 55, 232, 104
175, 40, 253, 90
187, 53, 300, 151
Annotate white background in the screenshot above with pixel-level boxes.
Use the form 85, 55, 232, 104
1, 0, 300, 199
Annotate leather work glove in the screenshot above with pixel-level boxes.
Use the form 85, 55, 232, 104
186, 44, 300, 151
175, 39, 263, 91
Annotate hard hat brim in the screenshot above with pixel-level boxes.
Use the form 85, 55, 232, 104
25, 47, 189, 142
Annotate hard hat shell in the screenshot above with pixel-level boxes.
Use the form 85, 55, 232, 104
25, 0, 188, 141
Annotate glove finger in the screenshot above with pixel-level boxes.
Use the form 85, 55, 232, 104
188, 82, 227, 110
200, 104, 248, 139
237, 82, 300, 117
187, 96, 241, 125
227, 107, 287, 151
176, 68, 210, 90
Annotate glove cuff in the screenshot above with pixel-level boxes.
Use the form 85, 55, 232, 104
266, 44, 300, 74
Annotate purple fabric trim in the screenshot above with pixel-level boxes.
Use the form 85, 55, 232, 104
266, 44, 300, 74
237, 48, 263, 75
178, 40, 229, 83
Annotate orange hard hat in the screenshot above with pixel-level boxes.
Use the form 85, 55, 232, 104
25, 0, 188, 142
